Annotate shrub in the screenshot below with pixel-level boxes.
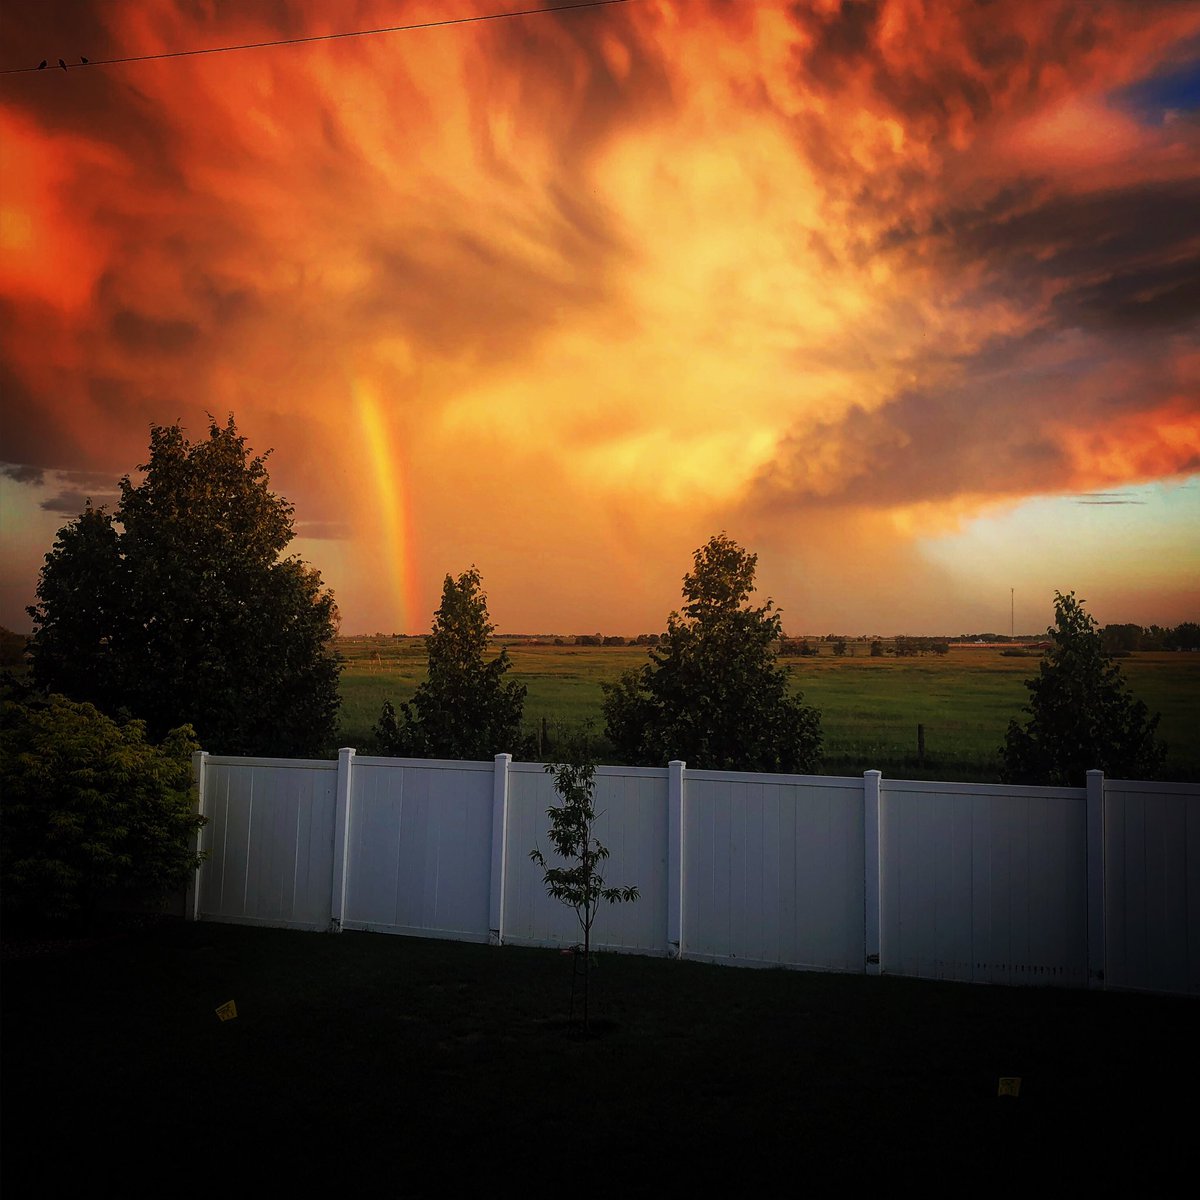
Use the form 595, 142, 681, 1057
0, 692, 204, 926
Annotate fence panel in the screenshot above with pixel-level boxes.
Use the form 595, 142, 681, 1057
343, 757, 494, 942
192, 754, 1196, 998
503, 764, 669, 953
683, 772, 865, 970
881, 781, 1087, 986
1104, 780, 1200, 996
198, 758, 337, 930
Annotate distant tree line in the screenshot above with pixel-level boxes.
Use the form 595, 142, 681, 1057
560, 634, 661, 647
778, 635, 949, 656
1099, 622, 1200, 654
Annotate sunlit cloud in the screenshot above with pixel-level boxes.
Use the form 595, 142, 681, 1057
1, 0, 1197, 634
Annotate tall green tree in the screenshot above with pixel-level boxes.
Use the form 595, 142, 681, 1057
28, 417, 341, 757
602, 534, 822, 773
375, 567, 532, 760
1000, 591, 1165, 786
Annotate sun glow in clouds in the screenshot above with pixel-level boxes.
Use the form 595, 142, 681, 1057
0, 1, 1198, 634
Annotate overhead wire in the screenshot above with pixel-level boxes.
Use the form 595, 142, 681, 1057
0, 0, 636, 76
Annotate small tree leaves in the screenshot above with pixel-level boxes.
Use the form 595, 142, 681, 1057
530, 752, 639, 937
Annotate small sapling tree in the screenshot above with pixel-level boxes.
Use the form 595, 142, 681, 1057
530, 745, 638, 1033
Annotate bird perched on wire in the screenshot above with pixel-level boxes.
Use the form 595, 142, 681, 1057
58, 58, 67, 70
38, 60, 47, 69
81, 57, 89, 64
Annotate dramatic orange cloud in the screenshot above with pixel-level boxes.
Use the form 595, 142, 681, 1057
1, 0, 1197, 635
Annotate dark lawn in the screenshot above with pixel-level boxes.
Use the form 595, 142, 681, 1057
2, 920, 1192, 1190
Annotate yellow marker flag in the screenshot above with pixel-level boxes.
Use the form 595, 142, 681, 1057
215, 1000, 238, 1022
998, 1076, 1021, 1097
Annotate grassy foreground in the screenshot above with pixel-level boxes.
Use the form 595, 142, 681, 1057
337, 638, 1200, 781
1, 920, 1192, 1190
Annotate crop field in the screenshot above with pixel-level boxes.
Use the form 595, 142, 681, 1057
336, 638, 1200, 782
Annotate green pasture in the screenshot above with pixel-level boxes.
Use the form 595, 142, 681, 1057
337, 639, 1200, 782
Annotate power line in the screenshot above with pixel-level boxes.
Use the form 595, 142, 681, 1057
1, 0, 636, 76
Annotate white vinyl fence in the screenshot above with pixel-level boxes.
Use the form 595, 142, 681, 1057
187, 751, 1199, 997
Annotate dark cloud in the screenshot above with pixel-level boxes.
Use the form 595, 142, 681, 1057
1052, 258, 1200, 332
1, 464, 45, 484
874, 174, 1200, 340
39, 488, 120, 514
751, 322, 1198, 513
799, 0, 882, 83
59, 467, 121, 487
789, 0, 1092, 140
0, 350, 91, 472
755, 384, 1067, 510
358, 226, 614, 363
952, 177, 1199, 279
111, 308, 202, 354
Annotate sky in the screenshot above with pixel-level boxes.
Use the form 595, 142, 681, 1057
1, 0, 1198, 637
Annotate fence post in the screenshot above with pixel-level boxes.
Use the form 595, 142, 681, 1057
667, 760, 686, 959
864, 770, 883, 976
1086, 769, 1106, 989
186, 750, 209, 922
330, 747, 356, 933
489, 753, 512, 946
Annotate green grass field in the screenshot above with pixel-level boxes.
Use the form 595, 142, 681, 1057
2, 920, 1192, 1189
336, 638, 1200, 782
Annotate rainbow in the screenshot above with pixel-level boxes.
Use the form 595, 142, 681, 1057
354, 379, 420, 633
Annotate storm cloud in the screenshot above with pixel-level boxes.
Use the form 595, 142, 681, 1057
1, 1, 1197, 633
